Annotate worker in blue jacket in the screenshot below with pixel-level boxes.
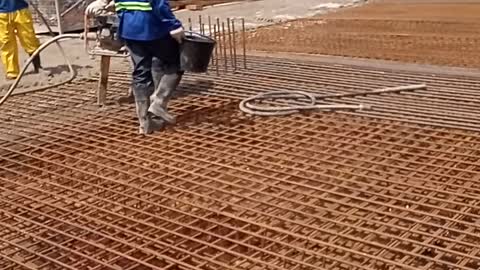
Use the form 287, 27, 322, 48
86, 0, 185, 135
0, 0, 44, 80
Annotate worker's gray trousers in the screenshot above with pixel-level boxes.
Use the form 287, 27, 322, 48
125, 37, 183, 133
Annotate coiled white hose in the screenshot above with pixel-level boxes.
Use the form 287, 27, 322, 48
239, 84, 427, 116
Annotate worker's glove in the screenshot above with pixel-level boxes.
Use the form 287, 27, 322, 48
170, 27, 185, 44
85, 0, 109, 16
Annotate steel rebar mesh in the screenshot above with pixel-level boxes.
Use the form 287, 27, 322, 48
1, 57, 480, 270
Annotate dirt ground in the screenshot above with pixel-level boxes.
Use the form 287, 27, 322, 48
174, 0, 365, 31
244, 1, 480, 69
0, 0, 363, 94
0, 35, 98, 94
4, 0, 479, 94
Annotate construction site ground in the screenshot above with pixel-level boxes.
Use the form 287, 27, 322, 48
2, 0, 480, 269
0, 0, 360, 92
245, 0, 480, 68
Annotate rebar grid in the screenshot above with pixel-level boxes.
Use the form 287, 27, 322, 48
1, 56, 480, 270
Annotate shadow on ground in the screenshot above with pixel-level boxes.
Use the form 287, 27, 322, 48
41, 64, 93, 76
175, 78, 214, 99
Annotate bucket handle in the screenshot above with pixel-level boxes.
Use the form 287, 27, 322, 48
183, 31, 216, 43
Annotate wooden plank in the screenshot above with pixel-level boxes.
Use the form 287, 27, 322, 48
97, 55, 111, 106
186, 4, 203, 10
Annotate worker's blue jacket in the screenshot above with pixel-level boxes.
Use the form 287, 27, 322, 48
0, 0, 28, 13
115, 0, 182, 41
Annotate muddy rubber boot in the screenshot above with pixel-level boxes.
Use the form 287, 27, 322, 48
144, 113, 166, 134
31, 54, 42, 73
30, 54, 51, 76
135, 100, 150, 135
132, 82, 155, 134
148, 72, 182, 124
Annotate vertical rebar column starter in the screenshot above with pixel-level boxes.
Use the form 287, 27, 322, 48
208, 16, 212, 37
222, 22, 228, 72
227, 18, 234, 68
216, 18, 223, 72
198, 15, 203, 34
209, 16, 214, 65
241, 18, 247, 69
213, 24, 219, 75
231, 19, 237, 71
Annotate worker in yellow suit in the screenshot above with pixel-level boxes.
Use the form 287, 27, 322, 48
0, 0, 43, 80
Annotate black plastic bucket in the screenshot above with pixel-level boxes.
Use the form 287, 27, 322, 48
180, 31, 216, 73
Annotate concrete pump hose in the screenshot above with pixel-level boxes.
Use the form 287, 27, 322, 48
239, 84, 427, 116
0, 34, 80, 106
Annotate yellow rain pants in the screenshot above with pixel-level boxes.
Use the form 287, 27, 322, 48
0, 8, 40, 79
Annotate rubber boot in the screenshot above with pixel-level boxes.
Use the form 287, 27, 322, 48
133, 82, 158, 134
30, 54, 42, 73
144, 114, 166, 134
30, 54, 51, 76
134, 90, 165, 135
148, 72, 182, 124
135, 100, 150, 134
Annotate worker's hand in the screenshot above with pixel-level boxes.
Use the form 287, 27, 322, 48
85, 0, 109, 16
170, 27, 185, 44
105, 1, 115, 12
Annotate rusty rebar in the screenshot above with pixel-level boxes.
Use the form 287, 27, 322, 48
231, 19, 237, 71
1, 105, 478, 270
208, 16, 212, 37
213, 24, 219, 76
241, 18, 247, 69
227, 18, 234, 68
209, 16, 214, 65
2, 55, 480, 270
222, 22, 228, 72
216, 18, 222, 72
198, 15, 202, 34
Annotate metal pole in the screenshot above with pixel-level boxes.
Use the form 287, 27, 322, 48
241, 18, 246, 69
213, 25, 219, 76
208, 16, 212, 37
198, 15, 202, 33
188, 17, 192, 31
216, 18, 223, 71
54, 0, 64, 34
227, 18, 233, 68
231, 19, 237, 71
202, 23, 207, 74
222, 22, 228, 72
209, 16, 214, 65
